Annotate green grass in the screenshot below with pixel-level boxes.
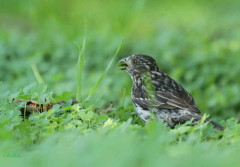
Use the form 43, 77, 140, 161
76, 38, 86, 101
1, 0, 240, 166
85, 40, 122, 101
31, 63, 45, 84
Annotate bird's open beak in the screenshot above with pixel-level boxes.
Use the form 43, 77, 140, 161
118, 59, 129, 70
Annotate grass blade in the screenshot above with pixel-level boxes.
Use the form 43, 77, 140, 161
76, 38, 86, 101
31, 63, 44, 84
85, 41, 123, 101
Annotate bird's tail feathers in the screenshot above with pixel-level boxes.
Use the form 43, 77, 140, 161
178, 114, 224, 131
208, 120, 224, 131
194, 114, 224, 131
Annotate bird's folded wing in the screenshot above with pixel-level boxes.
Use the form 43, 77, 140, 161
154, 90, 201, 113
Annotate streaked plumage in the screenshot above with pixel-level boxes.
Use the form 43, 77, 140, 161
119, 54, 224, 130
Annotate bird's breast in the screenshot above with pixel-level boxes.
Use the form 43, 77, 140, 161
133, 102, 150, 122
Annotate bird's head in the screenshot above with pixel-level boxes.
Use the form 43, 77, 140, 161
118, 54, 159, 76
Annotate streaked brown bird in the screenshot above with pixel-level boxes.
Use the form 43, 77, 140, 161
119, 54, 224, 130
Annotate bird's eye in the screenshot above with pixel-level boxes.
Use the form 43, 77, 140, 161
132, 60, 137, 64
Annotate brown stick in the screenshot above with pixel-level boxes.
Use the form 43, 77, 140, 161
13, 99, 79, 117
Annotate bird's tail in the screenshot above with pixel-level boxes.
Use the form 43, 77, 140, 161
195, 115, 224, 131
208, 120, 225, 131
185, 114, 225, 131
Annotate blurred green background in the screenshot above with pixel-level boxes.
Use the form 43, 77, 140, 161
1, 0, 240, 167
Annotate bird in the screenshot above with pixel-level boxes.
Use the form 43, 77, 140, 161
118, 54, 224, 130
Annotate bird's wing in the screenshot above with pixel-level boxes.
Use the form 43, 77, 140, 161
149, 72, 201, 114
154, 90, 200, 113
